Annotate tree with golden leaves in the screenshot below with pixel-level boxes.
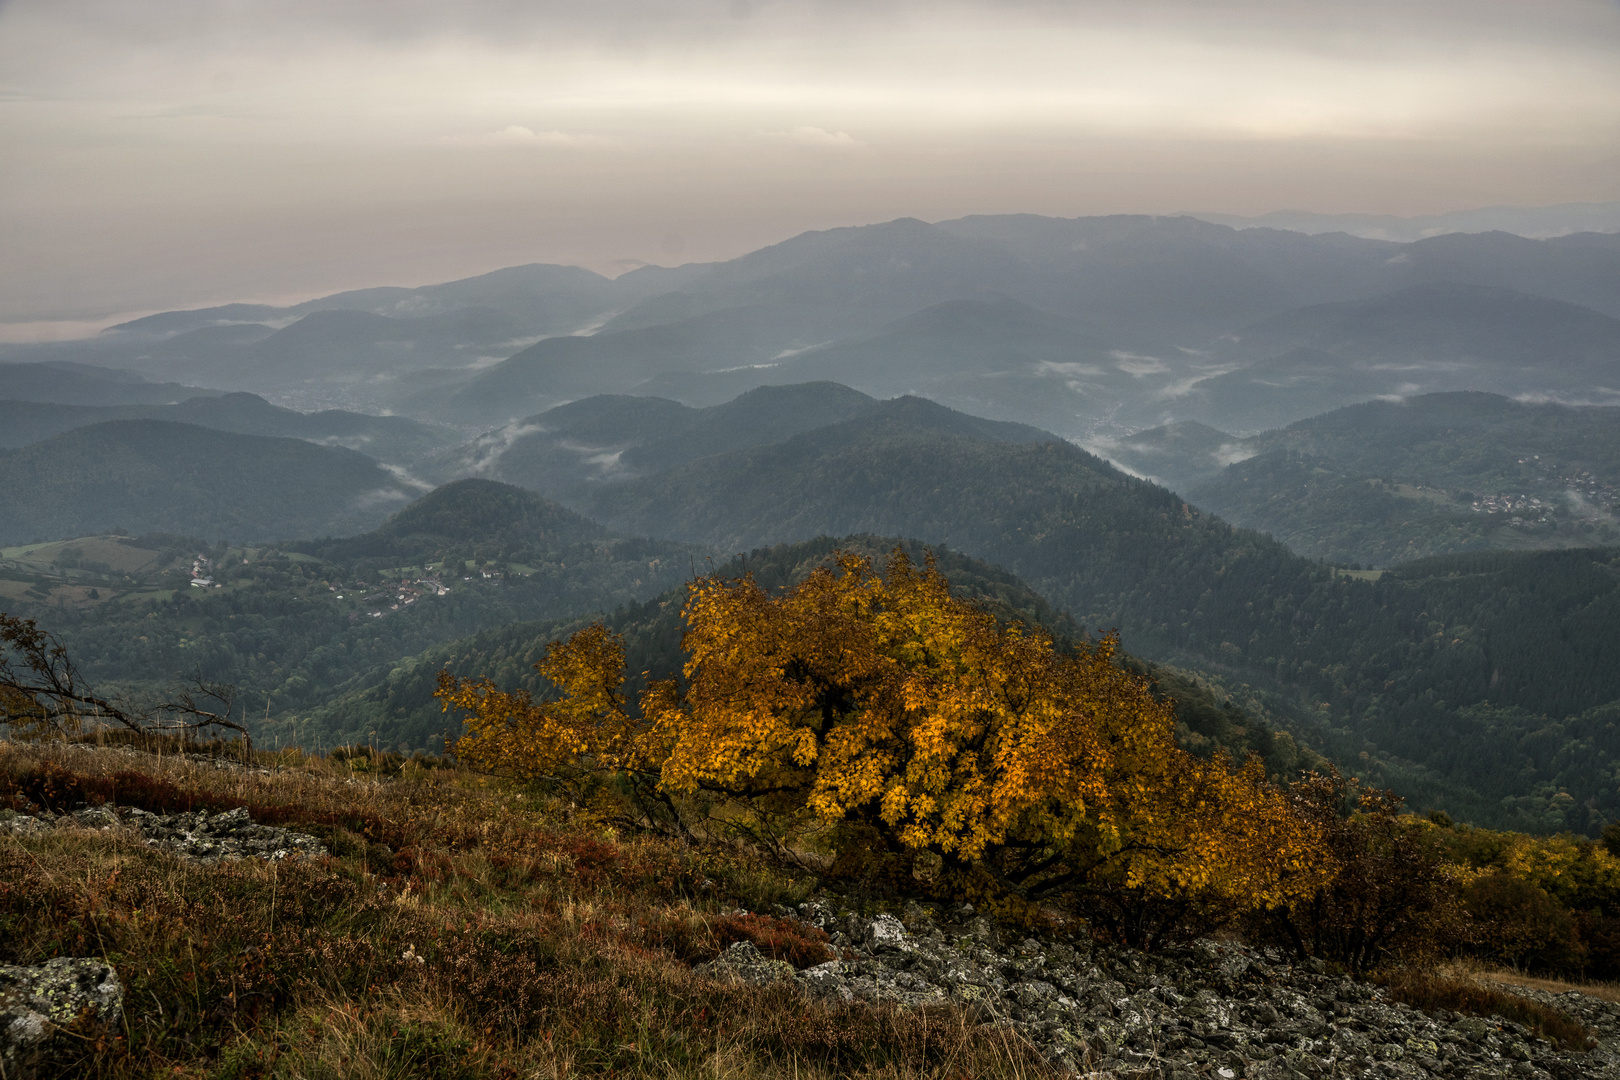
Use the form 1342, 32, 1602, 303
438, 550, 1330, 938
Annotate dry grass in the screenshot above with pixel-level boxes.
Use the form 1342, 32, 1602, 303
1439, 959, 1620, 1006
1373, 968, 1596, 1052
0, 738, 1061, 1080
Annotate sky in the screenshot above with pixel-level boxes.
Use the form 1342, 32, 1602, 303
2, 0, 1619, 332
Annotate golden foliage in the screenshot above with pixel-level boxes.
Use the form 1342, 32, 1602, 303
439, 623, 649, 782
438, 550, 1329, 917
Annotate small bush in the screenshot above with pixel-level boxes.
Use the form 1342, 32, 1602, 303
1465, 873, 1585, 973
714, 912, 836, 968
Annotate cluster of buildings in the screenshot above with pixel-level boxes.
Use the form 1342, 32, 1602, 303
188, 553, 221, 588
327, 573, 450, 619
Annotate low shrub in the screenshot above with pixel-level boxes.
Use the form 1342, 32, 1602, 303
714, 912, 836, 968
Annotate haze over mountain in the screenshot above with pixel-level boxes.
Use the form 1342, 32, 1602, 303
9, 214, 1620, 442
0, 361, 221, 407
432, 382, 885, 493
1195, 201, 1620, 242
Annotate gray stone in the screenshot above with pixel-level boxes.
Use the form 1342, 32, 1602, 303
690, 900, 1620, 1078
865, 913, 910, 952
2, 803, 326, 863
695, 941, 795, 986
0, 958, 123, 1068
0, 811, 50, 836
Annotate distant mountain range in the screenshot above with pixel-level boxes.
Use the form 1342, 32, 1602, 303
1194, 201, 1620, 242
6, 213, 1620, 439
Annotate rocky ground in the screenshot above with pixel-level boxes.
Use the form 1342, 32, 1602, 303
0, 804, 326, 863
702, 901, 1620, 1079
5, 795, 1618, 1077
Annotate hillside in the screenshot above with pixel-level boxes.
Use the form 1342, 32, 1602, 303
4, 480, 699, 747
555, 395, 1620, 832
0, 420, 419, 545
1095, 419, 1245, 492
1185, 393, 1620, 566
433, 383, 883, 493
0, 360, 220, 407
301, 533, 1317, 777
0, 391, 457, 465
14, 736, 1616, 1080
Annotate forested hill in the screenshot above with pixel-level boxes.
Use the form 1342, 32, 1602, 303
565, 397, 1620, 833
432, 382, 887, 495
305, 535, 1320, 781
0, 420, 419, 544
1184, 393, 1620, 566
0, 391, 458, 465
295, 478, 611, 563
571, 394, 1314, 661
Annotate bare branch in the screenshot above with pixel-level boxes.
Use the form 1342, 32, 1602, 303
1, 613, 253, 758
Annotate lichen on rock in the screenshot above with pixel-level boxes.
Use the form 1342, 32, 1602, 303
0, 958, 123, 1069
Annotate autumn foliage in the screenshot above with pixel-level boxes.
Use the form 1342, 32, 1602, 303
438, 550, 1330, 935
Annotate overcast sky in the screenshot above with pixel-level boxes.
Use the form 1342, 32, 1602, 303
2, 0, 1618, 331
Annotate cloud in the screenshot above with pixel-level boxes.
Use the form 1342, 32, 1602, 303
457, 126, 617, 148
786, 126, 862, 148
1213, 443, 1257, 466
3, 0, 1619, 321
460, 422, 546, 474
1038, 360, 1104, 376
1111, 351, 1169, 376
378, 462, 435, 491
1155, 368, 1234, 399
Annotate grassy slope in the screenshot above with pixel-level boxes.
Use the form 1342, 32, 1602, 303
0, 739, 1048, 1080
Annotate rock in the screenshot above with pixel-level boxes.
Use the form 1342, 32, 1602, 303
797, 961, 855, 1002
0, 810, 50, 836
866, 913, 911, 952
3, 803, 327, 864
694, 941, 795, 986
694, 899, 1620, 1077
0, 958, 123, 1068
130, 805, 328, 864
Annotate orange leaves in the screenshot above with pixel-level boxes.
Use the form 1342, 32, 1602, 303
438, 623, 644, 782
437, 548, 1332, 917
